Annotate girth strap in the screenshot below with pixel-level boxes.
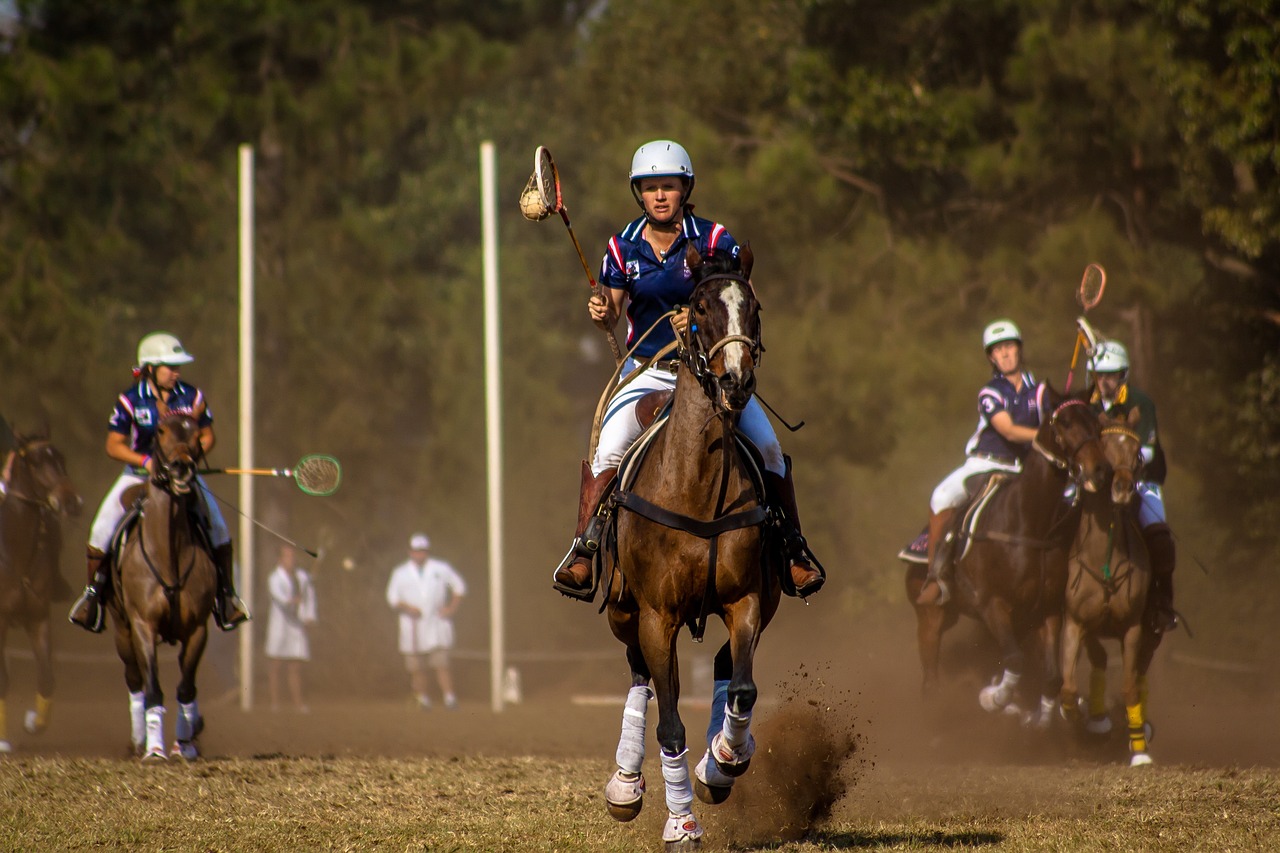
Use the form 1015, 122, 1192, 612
612, 491, 767, 538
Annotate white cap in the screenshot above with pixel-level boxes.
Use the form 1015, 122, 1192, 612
409, 533, 430, 551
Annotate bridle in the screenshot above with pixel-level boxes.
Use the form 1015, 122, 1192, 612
149, 418, 202, 496
1040, 399, 1105, 484
679, 273, 762, 413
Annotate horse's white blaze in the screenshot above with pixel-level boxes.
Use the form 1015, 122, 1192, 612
719, 283, 751, 378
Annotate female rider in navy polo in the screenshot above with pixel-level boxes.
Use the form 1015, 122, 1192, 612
552, 140, 822, 600
69, 332, 248, 632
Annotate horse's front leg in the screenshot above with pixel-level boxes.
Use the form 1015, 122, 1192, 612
172, 623, 209, 761
907, 564, 946, 695
710, 594, 761, 778
1120, 622, 1152, 766
130, 620, 166, 761
0, 623, 10, 753
978, 597, 1025, 714
1030, 611, 1063, 729
1058, 616, 1085, 726
640, 608, 702, 848
112, 615, 146, 756
604, 642, 651, 823
21, 618, 54, 735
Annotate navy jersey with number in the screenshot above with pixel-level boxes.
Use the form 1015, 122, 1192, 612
108, 380, 212, 455
599, 211, 739, 359
964, 370, 1041, 462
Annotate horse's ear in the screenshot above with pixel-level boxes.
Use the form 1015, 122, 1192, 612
685, 243, 702, 272
739, 243, 753, 279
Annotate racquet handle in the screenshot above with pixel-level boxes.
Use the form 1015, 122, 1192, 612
200, 467, 292, 477
561, 205, 623, 364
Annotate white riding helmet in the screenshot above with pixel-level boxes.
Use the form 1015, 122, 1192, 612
982, 319, 1022, 351
1090, 340, 1130, 373
629, 139, 695, 207
137, 331, 195, 366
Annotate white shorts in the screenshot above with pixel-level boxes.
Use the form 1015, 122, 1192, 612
592, 358, 785, 476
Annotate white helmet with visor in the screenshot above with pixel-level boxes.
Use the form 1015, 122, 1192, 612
1090, 340, 1129, 373
982, 319, 1022, 352
629, 139, 695, 209
137, 332, 195, 367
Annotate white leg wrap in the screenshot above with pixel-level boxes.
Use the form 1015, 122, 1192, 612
721, 704, 752, 750
144, 705, 166, 757
660, 748, 693, 815
176, 701, 200, 741
979, 669, 1021, 712
614, 686, 651, 775
129, 692, 146, 750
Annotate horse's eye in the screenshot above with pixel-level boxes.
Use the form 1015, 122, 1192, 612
695, 303, 708, 316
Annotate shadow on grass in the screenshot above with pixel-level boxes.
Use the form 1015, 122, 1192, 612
730, 830, 1004, 850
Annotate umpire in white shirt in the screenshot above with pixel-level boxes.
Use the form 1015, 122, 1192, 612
386, 533, 466, 709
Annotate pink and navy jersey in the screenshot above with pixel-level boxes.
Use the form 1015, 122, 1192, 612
599, 211, 739, 358
964, 371, 1041, 462
108, 380, 213, 455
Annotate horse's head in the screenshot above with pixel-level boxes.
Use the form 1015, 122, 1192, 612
11, 430, 83, 517
682, 244, 761, 413
152, 412, 202, 495
1100, 409, 1143, 506
1034, 385, 1109, 493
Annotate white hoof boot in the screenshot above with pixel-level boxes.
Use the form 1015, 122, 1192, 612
24, 710, 41, 735
0, 739, 12, 754
663, 811, 704, 848
710, 731, 755, 777
1085, 714, 1113, 736
172, 740, 199, 761
143, 744, 167, 762
604, 770, 644, 822
1130, 751, 1153, 767
979, 684, 1012, 713
693, 749, 735, 805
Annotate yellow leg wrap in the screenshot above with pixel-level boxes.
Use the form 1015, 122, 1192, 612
1088, 669, 1108, 717
1127, 702, 1147, 754
34, 693, 53, 732
1137, 675, 1149, 720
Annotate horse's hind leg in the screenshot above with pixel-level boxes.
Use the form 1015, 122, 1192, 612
711, 596, 761, 777
1058, 617, 1085, 726
604, 644, 651, 823
22, 618, 55, 735
694, 642, 736, 804
172, 625, 209, 761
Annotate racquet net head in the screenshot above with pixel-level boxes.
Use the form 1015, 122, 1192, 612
294, 454, 341, 496
1078, 263, 1106, 311
535, 145, 560, 214
519, 172, 550, 221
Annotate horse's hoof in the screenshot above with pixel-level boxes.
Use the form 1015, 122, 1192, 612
23, 710, 44, 735
694, 750, 734, 804
1085, 714, 1113, 736
1129, 752, 1153, 767
604, 770, 644, 822
172, 740, 198, 761
978, 684, 1012, 713
710, 732, 755, 778
142, 746, 167, 762
663, 812, 703, 848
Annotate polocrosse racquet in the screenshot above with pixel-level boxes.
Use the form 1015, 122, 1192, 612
1065, 263, 1107, 392
200, 454, 341, 497
520, 146, 623, 364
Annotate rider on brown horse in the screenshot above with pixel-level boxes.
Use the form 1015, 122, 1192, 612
552, 139, 821, 601
68, 332, 249, 633
1088, 340, 1177, 633
916, 319, 1043, 606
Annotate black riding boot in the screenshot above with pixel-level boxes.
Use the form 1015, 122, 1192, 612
764, 456, 824, 597
552, 462, 618, 602
1143, 523, 1177, 633
68, 548, 109, 633
211, 542, 250, 630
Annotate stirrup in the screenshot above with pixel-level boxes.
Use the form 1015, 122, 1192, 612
68, 589, 106, 634
214, 595, 250, 631
915, 578, 950, 607
551, 546, 597, 603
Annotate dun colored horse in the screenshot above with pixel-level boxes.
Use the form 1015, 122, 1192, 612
601, 245, 782, 848
1059, 410, 1162, 765
908, 390, 1109, 724
0, 431, 82, 751
108, 412, 217, 760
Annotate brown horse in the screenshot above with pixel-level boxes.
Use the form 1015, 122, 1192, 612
907, 391, 1110, 724
0, 431, 82, 751
1059, 410, 1161, 765
600, 245, 781, 848
108, 412, 216, 761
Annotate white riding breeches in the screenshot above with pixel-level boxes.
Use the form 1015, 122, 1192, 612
89, 469, 230, 552
592, 358, 786, 477
930, 455, 1022, 514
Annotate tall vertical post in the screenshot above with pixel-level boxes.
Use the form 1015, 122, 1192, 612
481, 141, 505, 713
238, 144, 256, 710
